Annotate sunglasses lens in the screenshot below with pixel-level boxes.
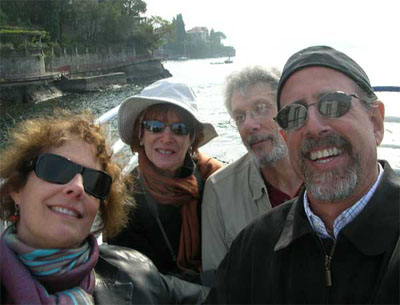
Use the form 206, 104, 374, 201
35, 154, 78, 184
277, 104, 308, 130
318, 92, 352, 118
144, 121, 190, 136
171, 123, 190, 135
83, 169, 112, 200
35, 153, 111, 200
143, 121, 165, 133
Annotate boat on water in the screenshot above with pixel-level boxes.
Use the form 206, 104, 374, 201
224, 57, 233, 64
210, 57, 234, 65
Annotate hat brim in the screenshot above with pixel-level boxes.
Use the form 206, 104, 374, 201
118, 96, 218, 150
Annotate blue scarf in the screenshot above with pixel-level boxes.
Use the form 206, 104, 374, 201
1, 225, 98, 305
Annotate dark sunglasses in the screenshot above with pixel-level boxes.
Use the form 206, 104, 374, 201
142, 120, 192, 136
21, 153, 112, 200
274, 91, 362, 131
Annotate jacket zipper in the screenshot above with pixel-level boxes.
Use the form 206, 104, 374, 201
316, 235, 337, 287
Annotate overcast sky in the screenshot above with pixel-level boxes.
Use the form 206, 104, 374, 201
144, 0, 399, 85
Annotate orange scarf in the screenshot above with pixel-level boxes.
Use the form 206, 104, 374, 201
138, 150, 222, 273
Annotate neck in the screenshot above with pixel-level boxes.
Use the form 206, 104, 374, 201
260, 156, 302, 198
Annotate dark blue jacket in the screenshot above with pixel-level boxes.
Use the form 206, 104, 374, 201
206, 160, 399, 304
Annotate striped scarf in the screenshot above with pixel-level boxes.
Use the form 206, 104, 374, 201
3, 225, 97, 305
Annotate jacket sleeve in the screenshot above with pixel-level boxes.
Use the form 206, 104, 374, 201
95, 245, 209, 304
201, 178, 228, 272
161, 274, 210, 304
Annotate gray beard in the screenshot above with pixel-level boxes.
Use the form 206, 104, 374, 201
245, 134, 288, 167
301, 134, 361, 202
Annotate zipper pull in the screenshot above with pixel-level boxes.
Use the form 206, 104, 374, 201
325, 255, 332, 287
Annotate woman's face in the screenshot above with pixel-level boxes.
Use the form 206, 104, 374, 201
142, 110, 192, 176
11, 138, 102, 249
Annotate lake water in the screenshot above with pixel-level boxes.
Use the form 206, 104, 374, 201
0, 57, 399, 170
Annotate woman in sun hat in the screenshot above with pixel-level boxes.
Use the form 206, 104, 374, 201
108, 78, 223, 283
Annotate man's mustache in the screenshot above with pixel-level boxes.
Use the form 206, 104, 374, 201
301, 133, 352, 157
246, 134, 275, 146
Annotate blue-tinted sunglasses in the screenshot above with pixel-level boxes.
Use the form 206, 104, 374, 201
142, 120, 192, 136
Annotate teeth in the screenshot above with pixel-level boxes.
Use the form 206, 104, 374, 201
158, 149, 173, 155
310, 147, 342, 161
50, 206, 78, 217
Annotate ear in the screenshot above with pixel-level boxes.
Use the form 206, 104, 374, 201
370, 101, 385, 146
10, 190, 22, 205
280, 129, 288, 143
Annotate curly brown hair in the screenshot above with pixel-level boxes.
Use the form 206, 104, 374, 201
0, 109, 132, 238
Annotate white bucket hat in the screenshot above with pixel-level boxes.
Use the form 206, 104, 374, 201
118, 78, 218, 150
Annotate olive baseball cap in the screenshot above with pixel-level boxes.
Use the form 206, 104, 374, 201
277, 45, 376, 109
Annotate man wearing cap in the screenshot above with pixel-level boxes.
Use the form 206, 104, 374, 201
205, 46, 399, 304
201, 66, 302, 276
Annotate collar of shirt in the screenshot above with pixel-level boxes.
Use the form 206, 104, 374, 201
304, 163, 384, 239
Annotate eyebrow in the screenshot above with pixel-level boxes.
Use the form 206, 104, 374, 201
232, 100, 274, 113
292, 90, 341, 106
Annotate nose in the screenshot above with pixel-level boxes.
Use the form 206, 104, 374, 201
302, 105, 330, 137
63, 174, 84, 199
241, 112, 261, 133
160, 126, 174, 142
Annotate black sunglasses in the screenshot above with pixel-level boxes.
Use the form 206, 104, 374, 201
274, 91, 362, 131
22, 153, 112, 200
142, 120, 192, 136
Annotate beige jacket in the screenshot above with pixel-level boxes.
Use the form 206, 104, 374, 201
201, 153, 272, 271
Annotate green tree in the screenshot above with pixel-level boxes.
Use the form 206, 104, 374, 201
120, 0, 147, 16
70, 0, 102, 44
130, 16, 173, 54
0, 7, 8, 26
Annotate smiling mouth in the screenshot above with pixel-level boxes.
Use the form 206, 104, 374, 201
49, 206, 81, 218
309, 147, 343, 163
156, 148, 175, 155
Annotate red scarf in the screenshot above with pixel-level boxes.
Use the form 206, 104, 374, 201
138, 150, 222, 272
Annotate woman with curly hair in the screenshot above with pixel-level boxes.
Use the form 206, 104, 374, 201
0, 110, 207, 304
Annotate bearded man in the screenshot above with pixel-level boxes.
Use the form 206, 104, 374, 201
205, 46, 399, 304
201, 66, 302, 279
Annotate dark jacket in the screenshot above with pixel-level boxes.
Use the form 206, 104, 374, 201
94, 244, 209, 304
206, 160, 399, 304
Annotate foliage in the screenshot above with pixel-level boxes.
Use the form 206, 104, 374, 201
0, 7, 8, 25
0, 0, 171, 55
0, 42, 14, 55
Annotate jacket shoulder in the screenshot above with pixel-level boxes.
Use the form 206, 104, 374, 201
235, 199, 296, 246
207, 154, 252, 184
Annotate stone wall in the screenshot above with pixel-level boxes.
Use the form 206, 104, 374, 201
47, 47, 144, 76
0, 54, 45, 79
57, 72, 127, 92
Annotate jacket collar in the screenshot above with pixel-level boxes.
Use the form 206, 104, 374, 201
274, 160, 399, 254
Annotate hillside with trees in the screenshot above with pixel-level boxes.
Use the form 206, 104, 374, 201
0, 0, 173, 57
0, 2, 234, 60
162, 14, 235, 59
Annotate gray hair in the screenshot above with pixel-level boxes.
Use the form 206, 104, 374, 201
224, 66, 281, 116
